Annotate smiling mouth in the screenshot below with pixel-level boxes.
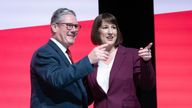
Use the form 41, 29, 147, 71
67, 32, 77, 37
106, 36, 113, 40
67, 35, 76, 38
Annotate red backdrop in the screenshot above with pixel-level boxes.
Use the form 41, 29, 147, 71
155, 11, 192, 108
1, 9, 192, 108
0, 20, 94, 108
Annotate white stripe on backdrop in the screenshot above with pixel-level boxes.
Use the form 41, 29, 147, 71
154, 0, 192, 14
0, 0, 98, 30
154, 0, 192, 108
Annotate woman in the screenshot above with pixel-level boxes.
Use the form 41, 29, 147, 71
85, 13, 155, 108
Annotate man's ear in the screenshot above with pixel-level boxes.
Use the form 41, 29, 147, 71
51, 24, 58, 33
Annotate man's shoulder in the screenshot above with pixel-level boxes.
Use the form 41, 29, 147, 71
35, 43, 49, 53
32, 41, 55, 58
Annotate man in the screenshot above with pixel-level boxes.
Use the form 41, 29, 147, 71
30, 8, 109, 108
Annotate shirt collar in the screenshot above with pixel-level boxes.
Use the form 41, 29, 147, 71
50, 38, 67, 54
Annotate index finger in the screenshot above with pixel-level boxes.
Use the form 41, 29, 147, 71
144, 42, 153, 49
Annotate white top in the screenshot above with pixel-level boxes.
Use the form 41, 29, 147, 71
96, 56, 115, 93
50, 38, 72, 64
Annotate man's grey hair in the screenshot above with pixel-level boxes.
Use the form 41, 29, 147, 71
50, 8, 76, 24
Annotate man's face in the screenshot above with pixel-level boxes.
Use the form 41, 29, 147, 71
52, 14, 81, 48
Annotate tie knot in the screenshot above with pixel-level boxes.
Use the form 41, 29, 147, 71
66, 49, 71, 55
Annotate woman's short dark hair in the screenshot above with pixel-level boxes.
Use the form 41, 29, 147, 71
91, 13, 123, 47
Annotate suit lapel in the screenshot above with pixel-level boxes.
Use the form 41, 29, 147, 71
48, 40, 88, 104
47, 40, 70, 65
108, 45, 126, 91
90, 46, 127, 94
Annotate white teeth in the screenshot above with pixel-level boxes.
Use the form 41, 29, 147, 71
106, 36, 113, 39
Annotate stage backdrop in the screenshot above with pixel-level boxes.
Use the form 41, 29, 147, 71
154, 0, 192, 108
0, 0, 98, 108
1, 0, 192, 108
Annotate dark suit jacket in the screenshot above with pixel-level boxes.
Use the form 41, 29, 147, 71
30, 40, 93, 108
86, 45, 155, 108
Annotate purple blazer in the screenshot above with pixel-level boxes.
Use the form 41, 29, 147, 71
86, 45, 155, 108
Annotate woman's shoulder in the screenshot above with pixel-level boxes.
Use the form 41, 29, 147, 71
117, 45, 139, 59
118, 45, 138, 52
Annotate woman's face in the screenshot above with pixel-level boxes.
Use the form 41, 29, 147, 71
98, 21, 117, 47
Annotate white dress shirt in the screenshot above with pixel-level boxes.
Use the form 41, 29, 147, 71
96, 56, 115, 93
50, 38, 72, 64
